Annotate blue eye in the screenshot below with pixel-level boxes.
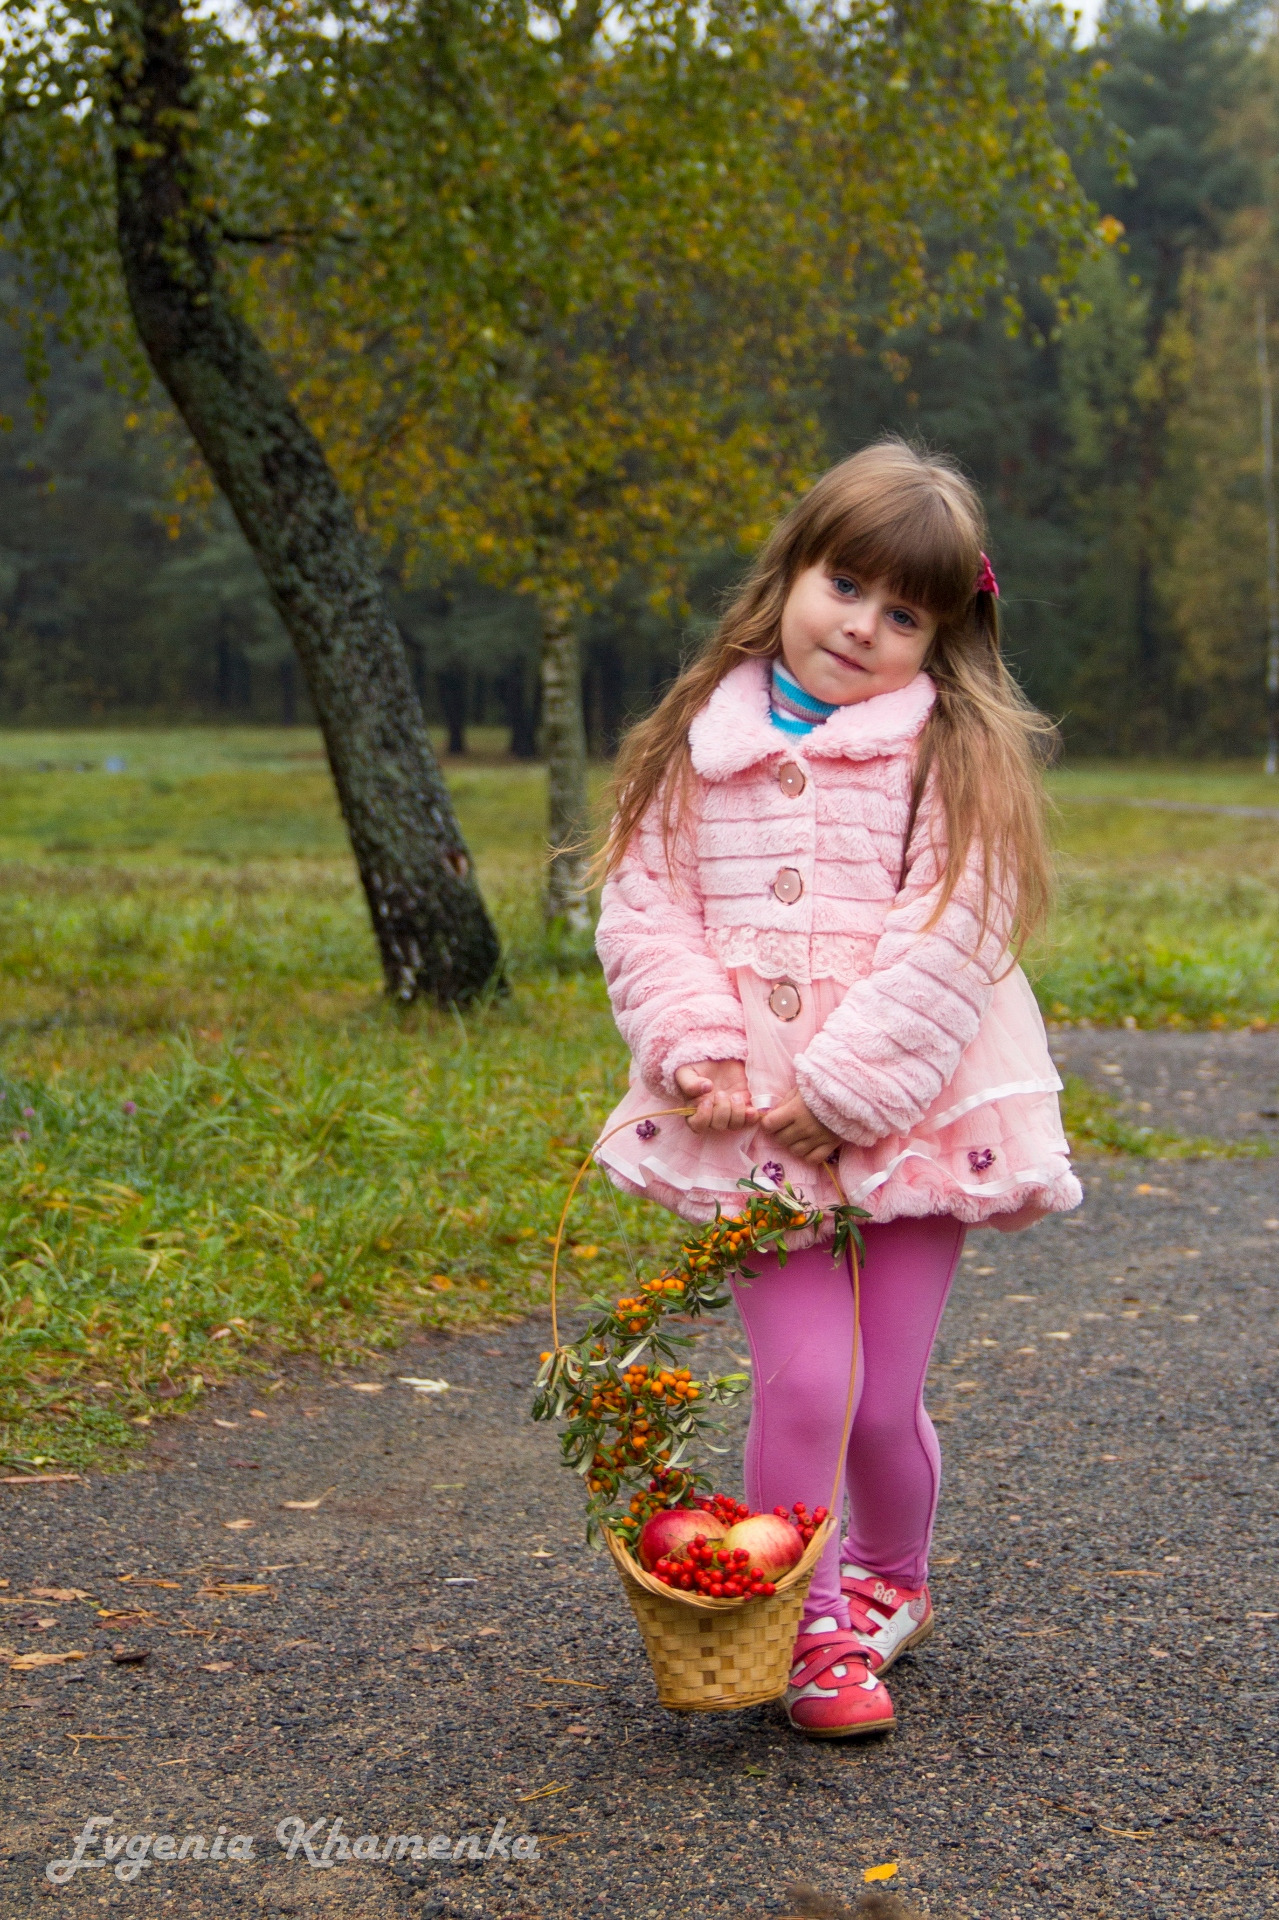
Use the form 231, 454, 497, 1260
889, 608, 917, 628
832, 575, 857, 596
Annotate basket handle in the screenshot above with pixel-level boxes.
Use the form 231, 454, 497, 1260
548, 1105, 694, 1351
548, 1107, 861, 1545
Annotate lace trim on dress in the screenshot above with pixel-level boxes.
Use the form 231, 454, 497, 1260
597, 1139, 1080, 1224
704, 926, 874, 987
843, 1148, 1071, 1206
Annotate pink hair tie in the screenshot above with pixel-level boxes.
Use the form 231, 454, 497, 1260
975, 552, 999, 598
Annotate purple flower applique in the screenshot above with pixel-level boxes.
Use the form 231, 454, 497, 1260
635, 1119, 658, 1140
967, 1146, 995, 1174
761, 1160, 785, 1183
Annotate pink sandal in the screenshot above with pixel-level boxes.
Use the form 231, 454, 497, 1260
841, 1564, 935, 1675
784, 1616, 897, 1738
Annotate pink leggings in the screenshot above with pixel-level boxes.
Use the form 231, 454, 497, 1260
729, 1216, 965, 1627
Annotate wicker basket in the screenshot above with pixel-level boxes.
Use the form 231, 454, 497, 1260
604, 1517, 831, 1711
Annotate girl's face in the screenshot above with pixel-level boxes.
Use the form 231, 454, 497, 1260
779, 564, 938, 707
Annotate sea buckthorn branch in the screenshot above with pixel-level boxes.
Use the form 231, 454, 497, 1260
532, 1171, 868, 1544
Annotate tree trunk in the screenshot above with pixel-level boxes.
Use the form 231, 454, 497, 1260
436, 664, 468, 756
280, 653, 297, 726
402, 632, 429, 711
107, 0, 501, 1004
540, 598, 591, 930
500, 656, 540, 759
214, 624, 233, 710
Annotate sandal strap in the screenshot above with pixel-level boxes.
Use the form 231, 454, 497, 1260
792, 1633, 875, 1689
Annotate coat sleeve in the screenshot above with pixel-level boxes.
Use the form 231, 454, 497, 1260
793, 785, 1013, 1145
595, 787, 748, 1096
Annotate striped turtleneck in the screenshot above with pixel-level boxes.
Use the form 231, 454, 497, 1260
769, 660, 839, 737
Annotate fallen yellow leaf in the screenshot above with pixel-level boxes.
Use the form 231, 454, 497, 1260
223, 1519, 254, 1531
9, 1649, 88, 1670
864, 1862, 898, 1883
0, 1472, 81, 1485
30, 1587, 90, 1602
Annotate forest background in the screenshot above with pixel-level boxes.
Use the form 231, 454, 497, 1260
4, 0, 1278, 761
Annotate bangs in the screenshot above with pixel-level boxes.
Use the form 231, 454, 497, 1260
787, 443, 984, 622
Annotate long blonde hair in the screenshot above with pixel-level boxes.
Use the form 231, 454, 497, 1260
602, 438, 1056, 949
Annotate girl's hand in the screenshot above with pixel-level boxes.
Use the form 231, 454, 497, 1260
759, 1089, 843, 1164
675, 1060, 758, 1134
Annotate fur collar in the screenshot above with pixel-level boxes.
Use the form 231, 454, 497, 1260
687, 658, 935, 782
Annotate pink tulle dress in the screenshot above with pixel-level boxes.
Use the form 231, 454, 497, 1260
595, 962, 1077, 1229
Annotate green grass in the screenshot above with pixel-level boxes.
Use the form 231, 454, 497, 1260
1057, 1074, 1264, 1160
1034, 763, 1279, 1028
1046, 758, 1279, 808
0, 733, 1274, 1470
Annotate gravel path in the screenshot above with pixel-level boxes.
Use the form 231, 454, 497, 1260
1050, 1026, 1279, 1143
2, 1114, 1276, 1917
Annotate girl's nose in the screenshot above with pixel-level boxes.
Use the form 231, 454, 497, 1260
843, 607, 877, 645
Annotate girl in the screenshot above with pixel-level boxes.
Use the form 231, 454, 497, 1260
593, 440, 1081, 1739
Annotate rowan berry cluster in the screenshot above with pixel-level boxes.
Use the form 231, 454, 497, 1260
651, 1535, 778, 1600
532, 1171, 867, 1543
696, 1492, 751, 1527
775, 1501, 828, 1547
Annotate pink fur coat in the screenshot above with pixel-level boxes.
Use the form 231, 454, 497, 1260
594, 660, 1081, 1227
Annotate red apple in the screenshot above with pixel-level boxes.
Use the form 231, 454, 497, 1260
720, 1513, 804, 1579
637, 1508, 727, 1571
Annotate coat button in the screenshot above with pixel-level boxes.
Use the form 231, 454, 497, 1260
772, 867, 803, 904
768, 982, 802, 1021
777, 761, 806, 797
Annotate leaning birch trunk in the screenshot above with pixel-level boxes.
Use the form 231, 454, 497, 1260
107, 0, 502, 1005
540, 596, 592, 930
